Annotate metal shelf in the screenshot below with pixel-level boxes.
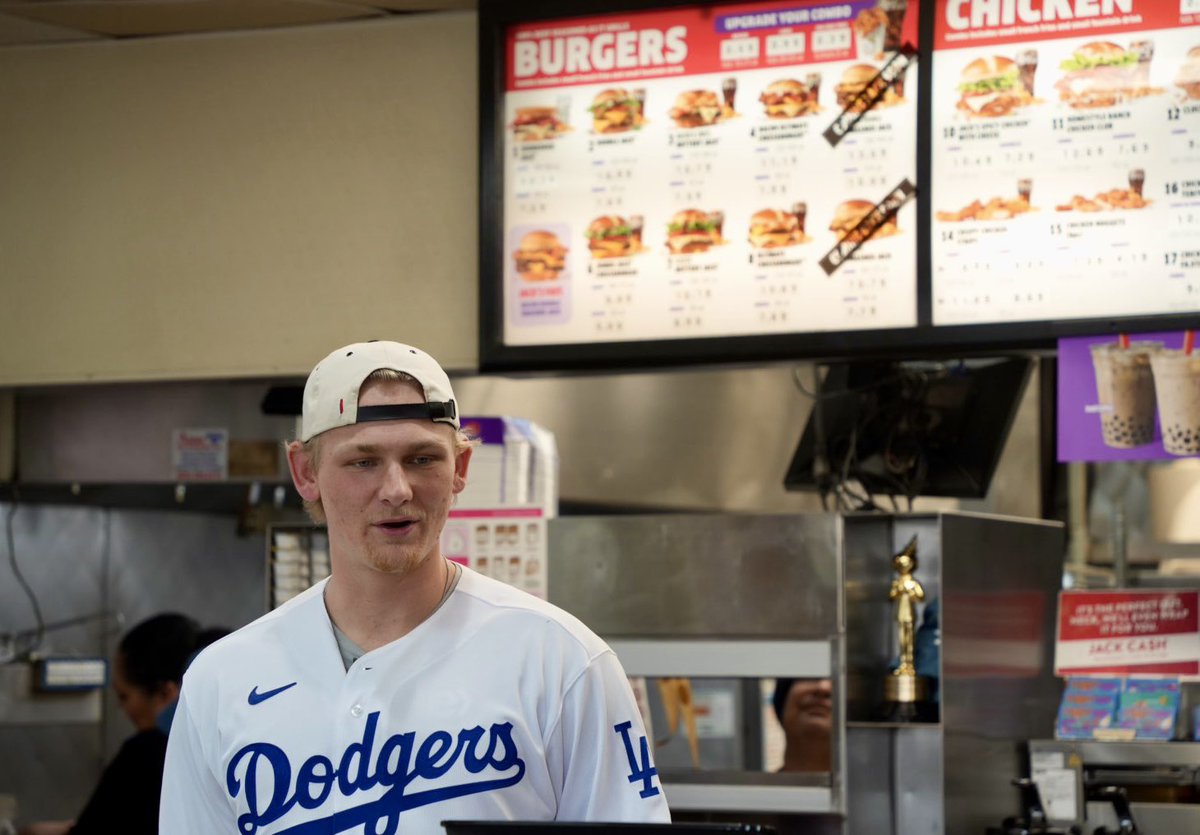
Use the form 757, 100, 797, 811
1030, 739, 1200, 768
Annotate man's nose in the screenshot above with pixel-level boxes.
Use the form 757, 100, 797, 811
379, 462, 414, 504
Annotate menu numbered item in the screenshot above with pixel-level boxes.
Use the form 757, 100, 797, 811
501, 0, 919, 347
931, 0, 1200, 326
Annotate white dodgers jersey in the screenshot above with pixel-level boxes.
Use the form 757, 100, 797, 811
160, 568, 670, 833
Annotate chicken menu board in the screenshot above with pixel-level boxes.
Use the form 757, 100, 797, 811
931, 0, 1200, 327
500, 0, 919, 347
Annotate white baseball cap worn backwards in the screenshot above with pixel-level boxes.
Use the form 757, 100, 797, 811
300, 341, 459, 441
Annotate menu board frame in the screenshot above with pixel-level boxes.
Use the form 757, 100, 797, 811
478, 0, 1200, 373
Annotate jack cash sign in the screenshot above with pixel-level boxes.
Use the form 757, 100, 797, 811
945, 0, 1134, 30
1089, 637, 1168, 656
514, 26, 688, 78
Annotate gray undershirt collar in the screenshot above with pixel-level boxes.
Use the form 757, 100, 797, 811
326, 561, 461, 671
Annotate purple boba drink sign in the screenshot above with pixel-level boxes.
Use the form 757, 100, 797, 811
1058, 332, 1199, 463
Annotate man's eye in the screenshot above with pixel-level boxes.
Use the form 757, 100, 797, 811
348, 459, 376, 469
411, 456, 435, 466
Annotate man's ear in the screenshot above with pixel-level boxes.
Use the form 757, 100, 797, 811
452, 445, 473, 495
287, 441, 321, 504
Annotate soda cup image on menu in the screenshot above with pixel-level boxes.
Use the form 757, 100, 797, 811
880, 0, 908, 53
1017, 49, 1039, 97
1090, 340, 1160, 448
1150, 344, 1200, 456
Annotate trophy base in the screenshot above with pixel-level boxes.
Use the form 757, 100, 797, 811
884, 672, 929, 704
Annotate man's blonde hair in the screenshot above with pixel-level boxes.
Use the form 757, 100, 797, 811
291, 368, 474, 524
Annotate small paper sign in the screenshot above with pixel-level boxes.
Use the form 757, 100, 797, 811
171, 428, 228, 482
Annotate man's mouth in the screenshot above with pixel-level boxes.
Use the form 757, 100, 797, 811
375, 518, 418, 533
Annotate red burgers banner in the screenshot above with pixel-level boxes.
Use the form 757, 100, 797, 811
507, 1, 921, 91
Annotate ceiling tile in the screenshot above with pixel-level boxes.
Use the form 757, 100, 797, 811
0, 9, 101, 45
341, 0, 476, 8
0, 0, 385, 38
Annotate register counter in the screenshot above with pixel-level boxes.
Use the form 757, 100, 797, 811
1030, 739, 1200, 833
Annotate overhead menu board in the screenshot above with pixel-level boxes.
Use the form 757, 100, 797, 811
498, 0, 919, 348
931, 0, 1200, 326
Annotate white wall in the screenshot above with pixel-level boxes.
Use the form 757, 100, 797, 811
0, 13, 478, 384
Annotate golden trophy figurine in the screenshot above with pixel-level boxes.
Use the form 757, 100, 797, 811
884, 535, 931, 708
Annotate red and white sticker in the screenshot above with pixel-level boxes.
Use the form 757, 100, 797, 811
1055, 590, 1200, 678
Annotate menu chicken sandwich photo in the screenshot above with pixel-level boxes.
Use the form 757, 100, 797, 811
956, 55, 1034, 117
1177, 45, 1200, 100
1055, 40, 1162, 109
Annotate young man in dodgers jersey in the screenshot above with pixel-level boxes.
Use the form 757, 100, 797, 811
160, 341, 670, 832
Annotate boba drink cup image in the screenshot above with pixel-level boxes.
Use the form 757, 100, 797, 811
1090, 340, 1160, 448
1150, 346, 1200, 456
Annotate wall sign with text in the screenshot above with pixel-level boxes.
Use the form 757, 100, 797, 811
1057, 330, 1199, 462
1056, 590, 1200, 679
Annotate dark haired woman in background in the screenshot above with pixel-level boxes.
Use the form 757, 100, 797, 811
772, 677, 832, 773
20, 613, 201, 835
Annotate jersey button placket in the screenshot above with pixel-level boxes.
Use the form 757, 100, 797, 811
335, 668, 370, 818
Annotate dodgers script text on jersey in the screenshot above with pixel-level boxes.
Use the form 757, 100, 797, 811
160, 568, 671, 832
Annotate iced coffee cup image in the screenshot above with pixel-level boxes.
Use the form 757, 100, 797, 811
1090, 340, 1161, 448
1149, 338, 1200, 456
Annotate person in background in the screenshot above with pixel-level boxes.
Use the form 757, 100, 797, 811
161, 341, 670, 831
154, 626, 231, 736
772, 677, 833, 773
19, 613, 200, 835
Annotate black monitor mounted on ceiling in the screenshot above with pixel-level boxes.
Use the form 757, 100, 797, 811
783, 355, 1033, 506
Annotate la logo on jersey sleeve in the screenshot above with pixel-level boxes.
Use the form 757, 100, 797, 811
613, 721, 661, 799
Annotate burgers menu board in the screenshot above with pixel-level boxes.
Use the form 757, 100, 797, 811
931, 0, 1200, 326
499, 0, 919, 348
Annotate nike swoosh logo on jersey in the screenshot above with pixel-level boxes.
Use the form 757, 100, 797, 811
247, 682, 298, 705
